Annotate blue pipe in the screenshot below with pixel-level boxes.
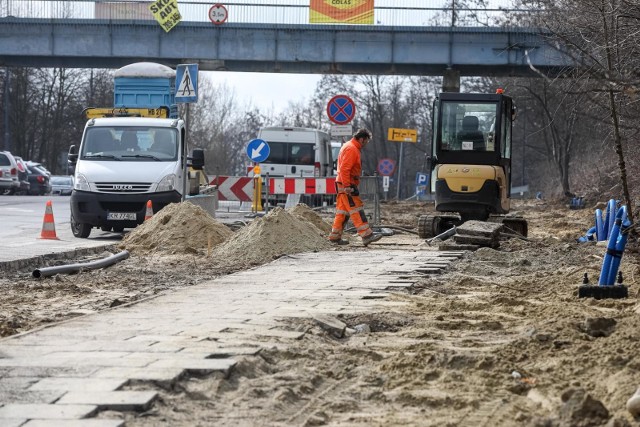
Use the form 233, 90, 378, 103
605, 206, 631, 286
606, 199, 617, 239
578, 226, 597, 243
595, 209, 604, 241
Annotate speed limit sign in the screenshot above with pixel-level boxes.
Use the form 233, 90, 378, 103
208, 3, 228, 25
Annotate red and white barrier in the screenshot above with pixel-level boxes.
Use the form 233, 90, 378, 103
210, 176, 254, 201
269, 177, 336, 195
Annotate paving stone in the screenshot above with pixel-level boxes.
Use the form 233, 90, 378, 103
0, 389, 64, 404
0, 403, 98, 419
23, 419, 124, 427
0, 419, 26, 427
148, 357, 237, 376
29, 378, 127, 392
179, 345, 262, 356
92, 367, 185, 383
0, 376, 40, 390
56, 391, 158, 412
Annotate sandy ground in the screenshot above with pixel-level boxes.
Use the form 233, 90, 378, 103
1, 199, 639, 426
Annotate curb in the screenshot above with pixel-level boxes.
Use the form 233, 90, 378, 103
0, 244, 118, 273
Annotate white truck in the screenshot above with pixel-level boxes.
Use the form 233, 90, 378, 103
67, 62, 204, 238
68, 115, 204, 238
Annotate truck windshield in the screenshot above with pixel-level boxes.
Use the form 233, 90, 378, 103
81, 127, 178, 161
440, 102, 498, 152
262, 141, 314, 165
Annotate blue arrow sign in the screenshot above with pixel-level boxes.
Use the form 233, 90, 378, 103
246, 139, 270, 162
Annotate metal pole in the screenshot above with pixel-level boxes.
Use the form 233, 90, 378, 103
265, 173, 270, 214
3, 68, 10, 152
396, 142, 404, 199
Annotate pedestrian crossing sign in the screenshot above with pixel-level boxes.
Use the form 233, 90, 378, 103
175, 64, 198, 103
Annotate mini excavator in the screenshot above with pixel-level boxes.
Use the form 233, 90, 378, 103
417, 90, 528, 238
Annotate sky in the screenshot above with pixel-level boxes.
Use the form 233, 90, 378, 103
205, 71, 323, 114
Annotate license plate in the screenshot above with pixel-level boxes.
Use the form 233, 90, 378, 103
107, 212, 136, 220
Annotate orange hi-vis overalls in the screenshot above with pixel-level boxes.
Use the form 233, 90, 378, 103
329, 137, 374, 241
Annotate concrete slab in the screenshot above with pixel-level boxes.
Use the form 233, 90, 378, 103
148, 358, 237, 376
23, 420, 124, 427
92, 367, 185, 383
56, 391, 158, 412
0, 403, 98, 419
29, 378, 127, 392
0, 419, 27, 427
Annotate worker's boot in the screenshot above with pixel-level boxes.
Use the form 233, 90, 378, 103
329, 238, 349, 246
362, 233, 383, 247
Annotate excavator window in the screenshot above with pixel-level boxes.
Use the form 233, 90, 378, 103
439, 101, 498, 153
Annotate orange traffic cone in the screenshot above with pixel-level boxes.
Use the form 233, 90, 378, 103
144, 200, 153, 221
39, 200, 59, 240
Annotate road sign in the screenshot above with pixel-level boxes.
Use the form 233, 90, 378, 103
330, 124, 352, 137
327, 95, 356, 125
208, 3, 228, 25
416, 172, 429, 185
377, 158, 396, 176
388, 127, 417, 143
382, 176, 390, 192
246, 138, 270, 163
148, 0, 181, 32
175, 64, 198, 103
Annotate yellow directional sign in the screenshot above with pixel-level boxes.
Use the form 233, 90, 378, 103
83, 107, 170, 119
148, 0, 182, 33
388, 128, 418, 143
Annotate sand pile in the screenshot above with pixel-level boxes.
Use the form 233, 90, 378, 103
120, 202, 233, 255
210, 207, 332, 268
287, 203, 332, 235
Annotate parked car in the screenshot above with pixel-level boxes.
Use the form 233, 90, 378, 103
0, 151, 20, 195
13, 156, 31, 195
50, 175, 74, 196
26, 163, 52, 195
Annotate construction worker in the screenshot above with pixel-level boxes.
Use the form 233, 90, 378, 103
329, 128, 383, 247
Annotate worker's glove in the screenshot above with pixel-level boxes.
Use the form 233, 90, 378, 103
350, 185, 360, 196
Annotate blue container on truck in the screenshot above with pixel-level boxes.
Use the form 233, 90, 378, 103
113, 62, 178, 118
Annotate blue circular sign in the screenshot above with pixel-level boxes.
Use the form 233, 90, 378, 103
377, 158, 396, 176
246, 138, 270, 162
327, 95, 356, 125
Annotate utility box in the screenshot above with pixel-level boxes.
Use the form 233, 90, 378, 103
114, 62, 177, 118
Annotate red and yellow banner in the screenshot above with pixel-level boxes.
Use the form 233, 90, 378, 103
310, 0, 374, 25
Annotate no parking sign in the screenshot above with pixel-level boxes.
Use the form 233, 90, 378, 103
377, 158, 396, 176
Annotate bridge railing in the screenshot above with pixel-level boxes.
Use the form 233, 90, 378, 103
0, 0, 538, 28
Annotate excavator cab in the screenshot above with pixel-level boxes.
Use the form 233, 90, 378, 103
417, 91, 527, 238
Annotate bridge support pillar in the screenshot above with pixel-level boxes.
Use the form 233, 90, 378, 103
442, 68, 460, 93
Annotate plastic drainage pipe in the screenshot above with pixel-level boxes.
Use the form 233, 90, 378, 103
606, 199, 617, 239
598, 214, 621, 286
606, 206, 631, 286
578, 226, 597, 243
595, 209, 605, 241
32, 250, 130, 279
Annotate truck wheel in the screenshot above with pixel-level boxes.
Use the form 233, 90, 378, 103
70, 214, 91, 238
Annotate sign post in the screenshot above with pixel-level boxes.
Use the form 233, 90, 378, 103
387, 128, 418, 200
246, 139, 270, 212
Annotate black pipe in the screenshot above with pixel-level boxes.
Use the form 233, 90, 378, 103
32, 250, 130, 279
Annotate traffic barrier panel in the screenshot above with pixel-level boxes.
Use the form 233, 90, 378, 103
269, 177, 337, 195
39, 200, 59, 240
211, 176, 254, 202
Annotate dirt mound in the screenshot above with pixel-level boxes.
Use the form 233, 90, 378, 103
119, 202, 233, 255
288, 203, 332, 234
210, 207, 331, 268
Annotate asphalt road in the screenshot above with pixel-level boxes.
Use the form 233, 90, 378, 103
0, 196, 254, 265
0, 195, 126, 264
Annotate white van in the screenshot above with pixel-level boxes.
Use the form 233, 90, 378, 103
256, 127, 333, 177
